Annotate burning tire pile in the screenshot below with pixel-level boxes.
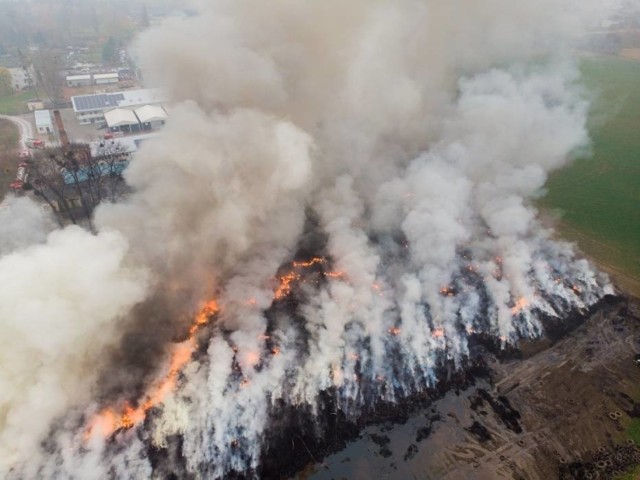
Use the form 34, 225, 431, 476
0, 1, 626, 479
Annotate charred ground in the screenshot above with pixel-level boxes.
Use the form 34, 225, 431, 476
302, 294, 640, 480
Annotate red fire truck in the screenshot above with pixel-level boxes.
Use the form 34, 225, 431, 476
10, 162, 29, 190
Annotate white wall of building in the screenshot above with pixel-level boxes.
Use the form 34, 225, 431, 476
93, 73, 119, 85
34, 110, 53, 134
8, 67, 36, 91
76, 110, 107, 125
66, 75, 93, 88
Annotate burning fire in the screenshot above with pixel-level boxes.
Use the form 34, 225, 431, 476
85, 258, 344, 440
274, 271, 299, 300
439, 286, 455, 297
431, 327, 445, 338
292, 258, 325, 268
273, 257, 345, 300
324, 271, 346, 279
85, 299, 219, 439
510, 297, 529, 316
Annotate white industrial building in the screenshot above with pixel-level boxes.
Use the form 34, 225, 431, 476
102, 105, 169, 134
104, 108, 141, 133
135, 104, 168, 130
66, 72, 119, 88
8, 66, 36, 91
66, 74, 92, 88
71, 88, 166, 125
93, 72, 119, 85
34, 109, 53, 134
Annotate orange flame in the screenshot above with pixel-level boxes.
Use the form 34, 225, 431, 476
244, 350, 261, 367
511, 297, 529, 316
292, 257, 325, 268
273, 257, 345, 300
324, 271, 346, 279
274, 271, 300, 300
85, 299, 219, 440
189, 300, 219, 335
439, 286, 455, 297
432, 327, 445, 338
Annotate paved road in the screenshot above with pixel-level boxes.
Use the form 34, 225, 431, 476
0, 114, 34, 150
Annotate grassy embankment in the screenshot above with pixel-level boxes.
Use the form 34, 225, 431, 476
0, 118, 19, 200
0, 89, 35, 115
539, 56, 640, 296
617, 416, 640, 479
547, 56, 640, 480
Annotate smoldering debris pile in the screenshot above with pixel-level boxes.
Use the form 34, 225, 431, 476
0, 1, 619, 479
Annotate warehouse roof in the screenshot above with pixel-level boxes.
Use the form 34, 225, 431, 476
72, 93, 125, 112
135, 104, 168, 123
66, 74, 91, 81
71, 89, 165, 112
104, 108, 139, 128
34, 109, 52, 127
93, 73, 119, 80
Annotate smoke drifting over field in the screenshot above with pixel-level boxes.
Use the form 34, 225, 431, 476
0, 0, 617, 478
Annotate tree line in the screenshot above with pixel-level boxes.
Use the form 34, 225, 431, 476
18, 140, 130, 231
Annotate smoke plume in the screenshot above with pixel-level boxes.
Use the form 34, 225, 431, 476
0, 0, 617, 478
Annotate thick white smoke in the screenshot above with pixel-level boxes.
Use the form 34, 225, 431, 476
0, 0, 618, 478
0, 224, 148, 472
0, 197, 55, 255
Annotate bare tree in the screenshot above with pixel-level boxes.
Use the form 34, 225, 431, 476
23, 142, 130, 231
25, 152, 79, 228
141, 3, 150, 29
0, 67, 12, 96
32, 49, 64, 105
90, 140, 131, 203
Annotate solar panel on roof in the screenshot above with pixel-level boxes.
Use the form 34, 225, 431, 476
73, 93, 126, 111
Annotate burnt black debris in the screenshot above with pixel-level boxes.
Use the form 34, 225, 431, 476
558, 442, 640, 480
403, 444, 418, 461
472, 389, 522, 434
466, 421, 492, 443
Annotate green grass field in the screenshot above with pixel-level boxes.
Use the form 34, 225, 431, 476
0, 118, 19, 200
0, 89, 37, 115
540, 56, 640, 293
614, 465, 640, 480
617, 418, 640, 480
